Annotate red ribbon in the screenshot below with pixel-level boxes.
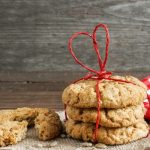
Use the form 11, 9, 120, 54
142, 76, 150, 120
66, 23, 141, 143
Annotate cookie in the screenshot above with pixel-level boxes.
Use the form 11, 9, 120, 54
0, 109, 15, 122
0, 121, 28, 147
13, 107, 49, 126
34, 108, 49, 115
35, 110, 62, 141
65, 119, 149, 145
66, 104, 145, 127
62, 76, 147, 108
14, 107, 38, 126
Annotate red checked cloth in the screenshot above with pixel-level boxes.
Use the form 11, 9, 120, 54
142, 76, 150, 120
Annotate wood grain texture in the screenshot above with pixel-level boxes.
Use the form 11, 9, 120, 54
0, 0, 149, 72
0, 1, 150, 110
0, 71, 149, 110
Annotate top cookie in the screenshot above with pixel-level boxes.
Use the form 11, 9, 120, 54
62, 76, 147, 108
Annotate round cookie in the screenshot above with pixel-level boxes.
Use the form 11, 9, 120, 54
62, 76, 147, 109
34, 110, 62, 141
66, 104, 145, 127
65, 119, 149, 145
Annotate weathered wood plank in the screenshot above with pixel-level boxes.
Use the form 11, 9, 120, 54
0, 71, 149, 110
0, 91, 63, 110
0, 71, 149, 82
0, 71, 149, 92
0, 0, 149, 72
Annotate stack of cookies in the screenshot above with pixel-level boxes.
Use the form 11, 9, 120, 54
62, 75, 149, 145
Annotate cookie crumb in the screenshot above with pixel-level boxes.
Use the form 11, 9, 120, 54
61, 134, 66, 138
37, 143, 44, 147
92, 148, 97, 150
75, 147, 83, 150
26, 145, 34, 149
95, 143, 107, 149
81, 142, 93, 147
67, 134, 71, 138
50, 141, 58, 147
75, 147, 95, 150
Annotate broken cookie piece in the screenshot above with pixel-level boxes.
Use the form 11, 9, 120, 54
0, 120, 28, 147
35, 110, 62, 141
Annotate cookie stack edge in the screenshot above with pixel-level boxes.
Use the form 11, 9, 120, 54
62, 75, 149, 145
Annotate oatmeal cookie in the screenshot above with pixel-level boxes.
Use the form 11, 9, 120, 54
34, 108, 49, 115
62, 76, 147, 108
35, 110, 62, 140
66, 104, 145, 127
0, 121, 28, 147
14, 107, 38, 126
65, 119, 149, 145
0, 109, 15, 122
13, 107, 49, 126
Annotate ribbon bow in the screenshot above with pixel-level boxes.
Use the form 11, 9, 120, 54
66, 23, 142, 143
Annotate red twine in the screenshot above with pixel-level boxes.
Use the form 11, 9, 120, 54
66, 23, 142, 143
142, 76, 150, 120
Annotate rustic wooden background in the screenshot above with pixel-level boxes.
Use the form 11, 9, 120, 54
0, 0, 150, 109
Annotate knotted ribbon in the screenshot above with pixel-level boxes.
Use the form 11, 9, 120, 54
66, 23, 145, 143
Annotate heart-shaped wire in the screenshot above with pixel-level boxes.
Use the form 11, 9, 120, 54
92, 24, 110, 72
68, 24, 110, 76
